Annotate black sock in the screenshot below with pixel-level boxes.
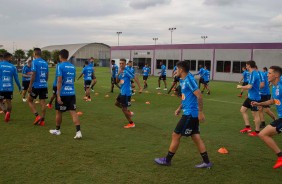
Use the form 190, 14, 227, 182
277, 152, 282, 157
166, 151, 175, 162
129, 121, 134, 124
41, 118, 44, 121
200, 152, 210, 164
76, 125, 80, 132
240, 92, 243, 95
246, 125, 251, 128
255, 130, 260, 134
56, 126, 60, 130
34, 112, 39, 117
261, 121, 266, 126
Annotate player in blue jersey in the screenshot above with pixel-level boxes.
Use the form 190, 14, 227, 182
0, 52, 21, 122
110, 60, 120, 93
237, 60, 261, 136
156, 61, 167, 90
89, 57, 97, 92
47, 61, 61, 109
21, 60, 32, 102
194, 65, 206, 89
142, 63, 150, 89
115, 59, 135, 128
155, 61, 212, 168
27, 48, 49, 126
49, 49, 82, 139
251, 66, 282, 169
200, 66, 211, 95
77, 61, 94, 102
238, 66, 250, 97
126, 60, 142, 95
168, 65, 180, 94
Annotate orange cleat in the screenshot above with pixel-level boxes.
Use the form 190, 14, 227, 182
238, 94, 242, 97
47, 104, 52, 109
33, 116, 41, 125
39, 120, 45, 126
248, 132, 258, 137
273, 157, 282, 169
124, 123, 135, 129
5, 112, 10, 122
240, 127, 252, 133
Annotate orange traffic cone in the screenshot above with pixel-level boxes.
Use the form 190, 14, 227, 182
145, 101, 150, 104
77, 111, 83, 115
218, 147, 229, 154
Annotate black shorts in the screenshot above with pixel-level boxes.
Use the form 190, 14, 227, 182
0, 92, 13, 100
270, 118, 282, 134
159, 75, 166, 80
242, 82, 248, 86
131, 80, 134, 84
199, 77, 205, 84
111, 77, 117, 84
30, 88, 48, 100
174, 115, 200, 136
143, 76, 148, 81
242, 98, 259, 111
202, 80, 209, 85
260, 95, 271, 108
52, 86, 57, 95
55, 95, 76, 112
22, 81, 30, 90
173, 76, 180, 83
116, 94, 131, 107
84, 80, 92, 88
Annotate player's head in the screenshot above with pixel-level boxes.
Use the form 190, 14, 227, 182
119, 58, 126, 69
242, 66, 246, 71
33, 48, 41, 58
3, 52, 12, 61
145, 63, 148, 67
263, 67, 267, 72
268, 66, 282, 84
111, 60, 115, 65
176, 61, 189, 77
199, 64, 202, 69
159, 61, 163, 65
128, 60, 133, 67
85, 61, 89, 65
90, 57, 94, 61
27, 60, 32, 66
246, 60, 256, 70
59, 49, 69, 61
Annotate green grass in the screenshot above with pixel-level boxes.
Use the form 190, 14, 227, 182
0, 67, 281, 184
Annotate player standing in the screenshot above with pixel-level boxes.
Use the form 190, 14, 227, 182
21, 60, 32, 102
142, 63, 150, 89
238, 66, 250, 97
156, 61, 167, 90
110, 60, 120, 93
77, 61, 94, 102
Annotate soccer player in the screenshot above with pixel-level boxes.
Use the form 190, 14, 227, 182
142, 63, 150, 89
237, 60, 261, 136
156, 61, 167, 90
27, 48, 49, 126
47, 60, 61, 109
110, 60, 120, 93
49, 49, 82, 139
89, 57, 97, 92
194, 65, 205, 89
126, 60, 142, 95
21, 60, 32, 102
0, 52, 22, 122
77, 61, 94, 102
168, 65, 180, 94
154, 61, 212, 168
251, 66, 282, 169
238, 66, 250, 97
200, 66, 211, 95
115, 58, 135, 128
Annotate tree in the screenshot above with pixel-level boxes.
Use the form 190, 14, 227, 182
41, 50, 51, 62
51, 50, 60, 64
26, 49, 34, 60
0, 49, 7, 55
14, 49, 25, 66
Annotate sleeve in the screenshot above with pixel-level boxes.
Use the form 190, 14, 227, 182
22, 66, 26, 74
31, 61, 36, 72
57, 65, 62, 77
125, 69, 134, 79
187, 77, 198, 92
13, 67, 21, 91
259, 72, 265, 82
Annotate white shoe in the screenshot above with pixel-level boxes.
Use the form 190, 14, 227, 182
132, 93, 135, 95
74, 131, 82, 139
163, 88, 167, 91
91, 89, 94, 92
22, 98, 27, 102
49, 129, 61, 135
156, 87, 161, 90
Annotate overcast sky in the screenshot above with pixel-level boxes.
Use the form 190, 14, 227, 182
1, 0, 282, 52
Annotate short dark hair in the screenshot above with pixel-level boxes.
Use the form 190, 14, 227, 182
128, 60, 133, 63
242, 66, 246, 69
263, 67, 267, 71
34, 48, 41, 56
246, 60, 256, 68
85, 61, 89, 65
269, 66, 282, 76
59, 49, 69, 59
176, 61, 190, 73
120, 58, 126, 63
4, 52, 12, 59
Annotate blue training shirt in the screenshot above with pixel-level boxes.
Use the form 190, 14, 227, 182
118, 69, 134, 96
203, 69, 210, 82
0, 61, 21, 92
57, 62, 76, 96
160, 64, 166, 76
22, 64, 32, 82
143, 66, 150, 76
31, 58, 48, 88
53, 63, 60, 87
180, 73, 199, 117
196, 68, 205, 77
248, 70, 261, 101
112, 64, 118, 78
243, 70, 250, 83
82, 65, 93, 81
126, 66, 135, 76
272, 83, 282, 118
260, 71, 270, 95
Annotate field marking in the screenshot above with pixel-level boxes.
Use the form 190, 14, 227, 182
205, 98, 242, 105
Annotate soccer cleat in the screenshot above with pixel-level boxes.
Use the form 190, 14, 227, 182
39, 120, 45, 126
163, 88, 167, 91
195, 162, 213, 169
86, 98, 92, 102
238, 94, 242, 97
5, 112, 10, 122
22, 98, 27, 102
273, 157, 282, 169
46, 103, 52, 109
154, 157, 171, 166
207, 91, 210, 95
74, 131, 82, 139
91, 89, 94, 92
156, 87, 161, 90
240, 127, 252, 133
248, 132, 259, 137
124, 123, 135, 128
83, 96, 88, 100
132, 92, 136, 95
33, 116, 41, 125
49, 129, 61, 135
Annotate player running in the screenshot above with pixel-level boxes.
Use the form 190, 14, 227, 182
126, 60, 142, 94
168, 65, 180, 94
200, 66, 211, 95
77, 61, 94, 102
156, 61, 167, 90
194, 65, 205, 89
142, 63, 150, 89
110, 60, 120, 93
238, 66, 250, 97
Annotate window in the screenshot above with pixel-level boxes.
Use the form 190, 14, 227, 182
198, 60, 211, 71
232, 61, 247, 73
216, 61, 224, 72
184, 60, 196, 71
217, 61, 231, 73
156, 59, 166, 69
168, 60, 179, 69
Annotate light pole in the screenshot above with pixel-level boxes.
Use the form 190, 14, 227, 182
13, 42, 15, 53
116, 32, 122, 46
168, 27, 176, 44
153, 38, 158, 45
201, 36, 208, 44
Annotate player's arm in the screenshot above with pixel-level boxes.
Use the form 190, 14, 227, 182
56, 76, 63, 104
194, 89, 205, 122
28, 72, 35, 93
175, 104, 182, 116
134, 75, 142, 92
237, 84, 252, 90
14, 68, 21, 91
251, 99, 274, 106
77, 73, 83, 80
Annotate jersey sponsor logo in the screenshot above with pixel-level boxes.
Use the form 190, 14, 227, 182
64, 86, 73, 91
274, 99, 281, 105
276, 89, 279, 96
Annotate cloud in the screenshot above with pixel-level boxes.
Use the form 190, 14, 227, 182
203, 0, 244, 6
129, 0, 171, 9
270, 14, 282, 27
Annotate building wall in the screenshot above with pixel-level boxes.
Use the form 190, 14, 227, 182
253, 49, 282, 69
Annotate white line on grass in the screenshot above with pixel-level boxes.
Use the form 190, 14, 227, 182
205, 98, 241, 105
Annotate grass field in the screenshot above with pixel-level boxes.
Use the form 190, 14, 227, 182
0, 67, 281, 184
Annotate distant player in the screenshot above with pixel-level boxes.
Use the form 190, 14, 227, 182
89, 57, 97, 92
237, 60, 261, 136
0, 52, 21, 122
110, 60, 120, 93
77, 61, 94, 102
154, 61, 212, 168
251, 66, 282, 169
115, 59, 135, 128
49, 49, 82, 139
168, 65, 180, 94
156, 61, 167, 90
200, 66, 211, 95
142, 63, 150, 89
21, 60, 32, 102
27, 48, 49, 126
47, 60, 61, 109
194, 65, 205, 89
126, 60, 142, 94
238, 66, 250, 97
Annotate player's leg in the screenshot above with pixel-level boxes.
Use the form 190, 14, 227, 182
50, 110, 63, 135
70, 110, 82, 139
168, 82, 176, 94
264, 107, 276, 121
4, 99, 12, 122
240, 103, 252, 133
191, 134, 212, 168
